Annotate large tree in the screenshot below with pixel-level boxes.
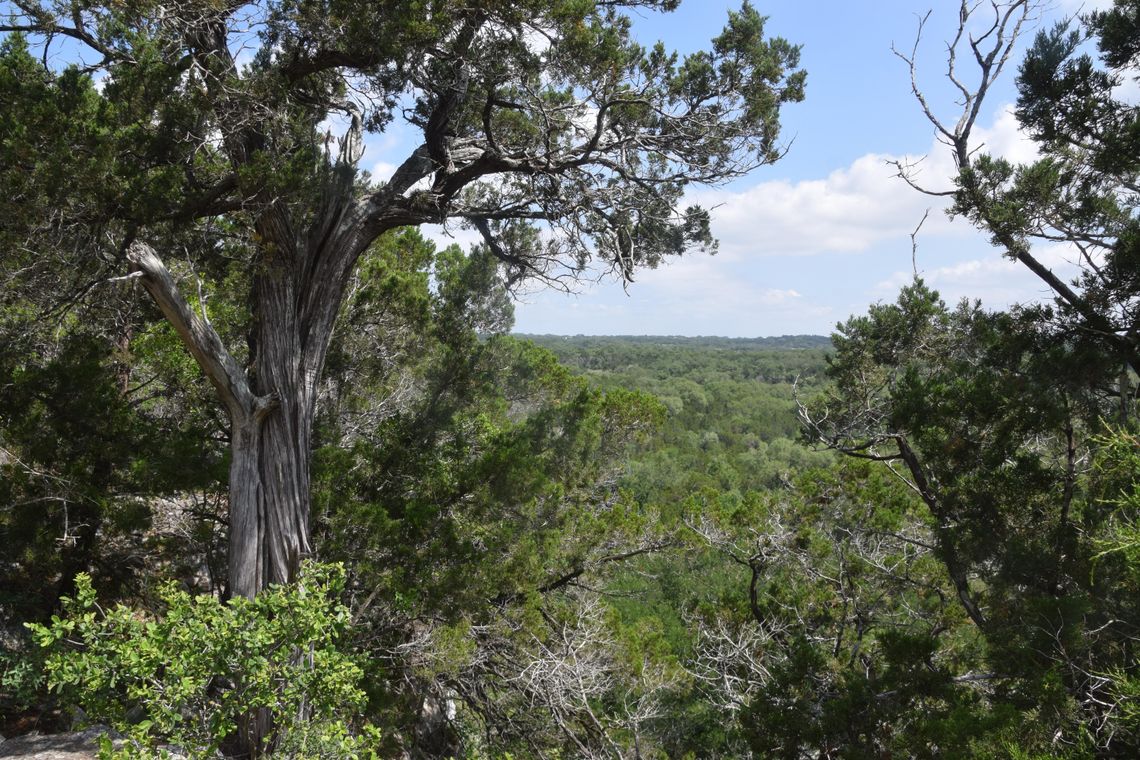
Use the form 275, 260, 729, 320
0, 0, 804, 598
783, 6, 1140, 749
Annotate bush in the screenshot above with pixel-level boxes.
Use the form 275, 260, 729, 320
0, 639, 45, 717
28, 562, 378, 759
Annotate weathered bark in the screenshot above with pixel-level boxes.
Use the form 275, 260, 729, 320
227, 254, 317, 598
227, 402, 312, 598
126, 175, 386, 603
125, 241, 316, 599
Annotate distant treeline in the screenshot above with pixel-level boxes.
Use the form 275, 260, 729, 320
518, 334, 832, 350
522, 334, 832, 385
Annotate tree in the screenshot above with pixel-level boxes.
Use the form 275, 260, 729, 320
892, 0, 1140, 377
310, 230, 678, 755
873, 6, 1140, 745
801, 281, 1140, 753
685, 467, 1002, 758
0, 1, 804, 599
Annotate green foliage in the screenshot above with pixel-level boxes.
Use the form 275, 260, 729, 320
10, 5, 1140, 756
28, 563, 378, 759
530, 335, 835, 502
677, 464, 999, 758
870, 6, 1140, 748
310, 234, 679, 755
951, 0, 1140, 374
1088, 427, 1140, 741
802, 279, 1140, 754
0, 258, 233, 732
318, 233, 666, 625
0, 642, 45, 716
519, 337, 863, 756
0, 300, 228, 625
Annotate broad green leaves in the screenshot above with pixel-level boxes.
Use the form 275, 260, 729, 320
29, 563, 378, 759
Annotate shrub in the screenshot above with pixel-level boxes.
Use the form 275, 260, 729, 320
28, 562, 378, 759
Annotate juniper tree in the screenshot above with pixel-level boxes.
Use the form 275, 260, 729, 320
0, 0, 804, 599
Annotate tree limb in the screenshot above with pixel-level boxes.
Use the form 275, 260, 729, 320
125, 241, 269, 423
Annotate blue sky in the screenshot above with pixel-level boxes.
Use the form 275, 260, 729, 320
380, 0, 1100, 338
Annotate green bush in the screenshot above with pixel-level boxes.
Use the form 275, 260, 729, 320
28, 562, 378, 759
0, 639, 45, 716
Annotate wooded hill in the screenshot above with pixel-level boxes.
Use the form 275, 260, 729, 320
522, 334, 833, 350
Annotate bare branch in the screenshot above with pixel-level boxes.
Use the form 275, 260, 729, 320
125, 241, 268, 424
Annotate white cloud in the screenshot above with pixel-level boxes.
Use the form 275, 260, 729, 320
758, 288, 802, 304
687, 153, 950, 258
874, 243, 1085, 309
449, 106, 1063, 336
1113, 76, 1140, 106
685, 104, 1036, 263
512, 248, 835, 336
522, 25, 553, 55
233, 47, 256, 72
1057, 0, 1114, 13
972, 105, 1040, 164
369, 161, 396, 182
316, 111, 352, 141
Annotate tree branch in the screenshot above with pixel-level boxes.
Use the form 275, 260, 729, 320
537, 540, 675, 594
125, 241, 269, 423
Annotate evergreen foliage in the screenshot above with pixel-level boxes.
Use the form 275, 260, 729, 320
5, 0, 1140, 757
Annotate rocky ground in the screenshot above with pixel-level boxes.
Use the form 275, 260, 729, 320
0, 729, 107, 759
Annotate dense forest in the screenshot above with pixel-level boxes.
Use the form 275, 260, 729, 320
2, 0, 1140, 758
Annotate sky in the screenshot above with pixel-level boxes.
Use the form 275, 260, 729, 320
363, 0, 1106, 338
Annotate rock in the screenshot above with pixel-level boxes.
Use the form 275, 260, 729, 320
0, 730, 192, 760
0, 727, 109, 759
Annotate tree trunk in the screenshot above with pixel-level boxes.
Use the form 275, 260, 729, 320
227, 266, 323, 756
229, 261, 320, 599
125, 240, 320, 600
226, 408, 313, 754
126, 178, 372, 752
228, 398, 313, 599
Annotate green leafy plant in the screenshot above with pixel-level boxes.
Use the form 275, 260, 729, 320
28, 563, 378, 759
1089, 428, 1140, 744
0, 641, 45, 716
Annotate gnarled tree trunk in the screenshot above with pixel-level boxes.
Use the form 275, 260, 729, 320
227, 264, 318, 598
124, 241, 319, 600
227, 392, 313, 598
125, 182, 370, 601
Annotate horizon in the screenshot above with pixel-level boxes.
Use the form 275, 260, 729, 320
513, 332, 832, 339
